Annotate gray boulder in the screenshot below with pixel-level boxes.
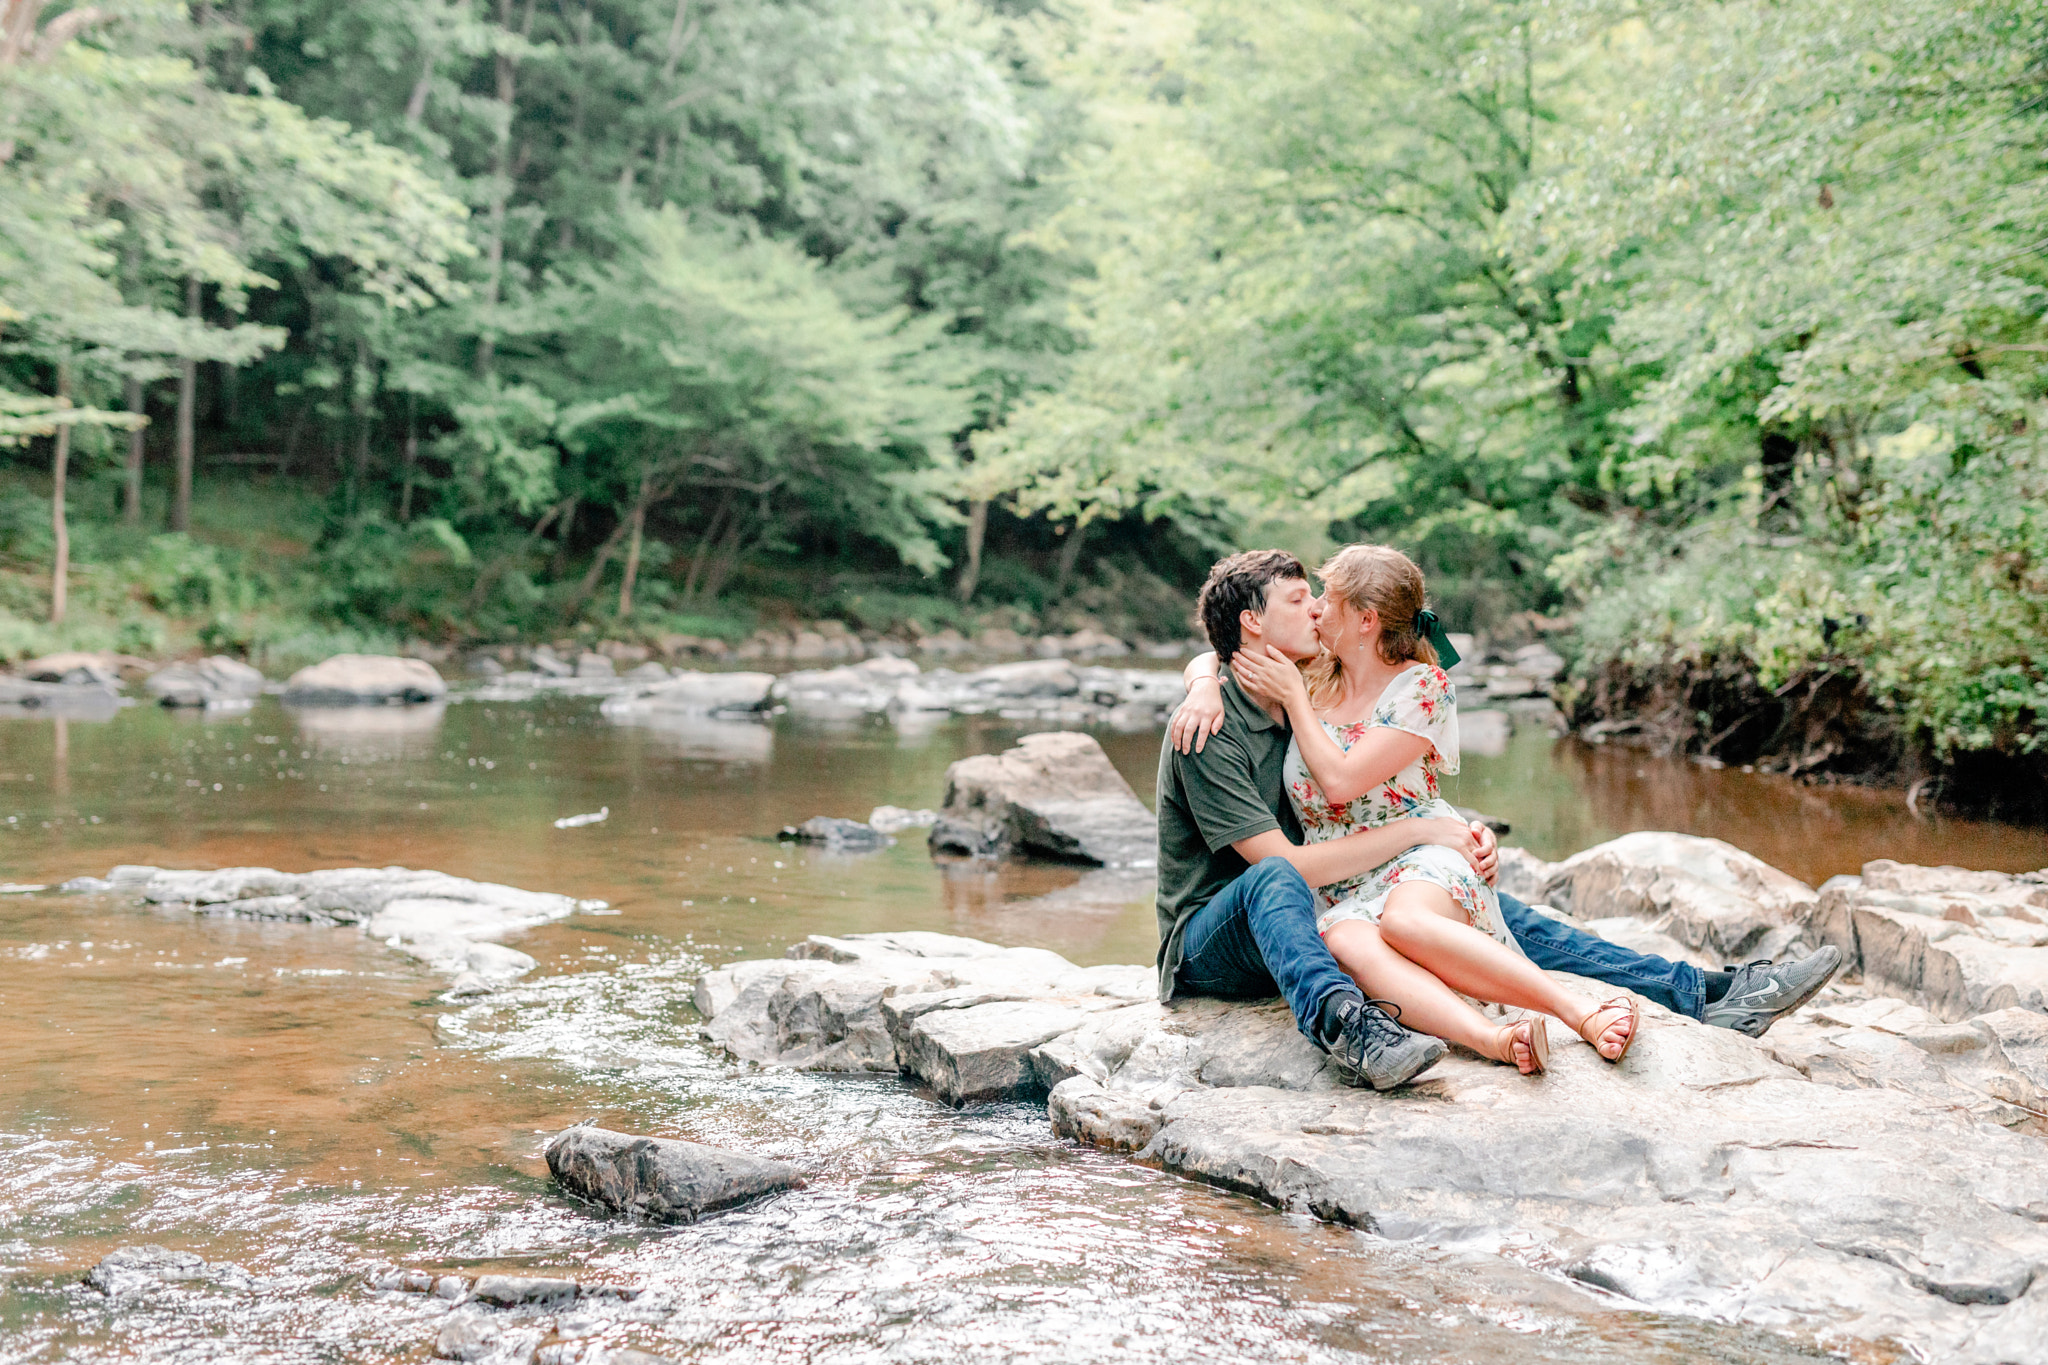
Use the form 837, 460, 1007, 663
282, 654, 447, 705
774, 657, 920, 716
17, 651, 139, 687
927, 731, 1156, 868
145, 655, 266, 708
0, 674, 120, 716
597, 670, 775, 718
544, 1125, 804, 1224
1507, 832, 1818, 963
1807, 860, 2048, 1020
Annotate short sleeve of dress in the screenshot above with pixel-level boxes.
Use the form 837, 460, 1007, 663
1379, 664, 1460, 775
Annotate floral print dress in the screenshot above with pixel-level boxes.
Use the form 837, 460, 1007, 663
1283, 663, 1517, 954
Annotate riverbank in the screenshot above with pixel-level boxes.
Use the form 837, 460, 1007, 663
696, 834, 2048, 1364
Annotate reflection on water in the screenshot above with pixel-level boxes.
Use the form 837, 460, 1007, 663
284, 700, 450, 751
607, 712, 775, 765
0, 693, 2029, 1363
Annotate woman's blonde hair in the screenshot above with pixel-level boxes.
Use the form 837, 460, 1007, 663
1299, 544, 1438, 706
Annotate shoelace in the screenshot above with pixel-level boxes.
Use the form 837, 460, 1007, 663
1331, 998, 1410, 1062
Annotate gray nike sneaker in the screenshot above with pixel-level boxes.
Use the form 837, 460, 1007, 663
1701, 946, 1844, 1037
1319, 996, 1447, 1089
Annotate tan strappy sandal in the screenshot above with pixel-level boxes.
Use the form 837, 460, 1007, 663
1578, 995, 1641, 1063
1493, 1014, 1550, 1075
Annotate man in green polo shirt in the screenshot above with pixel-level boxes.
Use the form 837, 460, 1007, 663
1155, 549, 1483, 1089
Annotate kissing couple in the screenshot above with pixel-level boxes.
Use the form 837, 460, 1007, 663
1154, 546, 1842, 1087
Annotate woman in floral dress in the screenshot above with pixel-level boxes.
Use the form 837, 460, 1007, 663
1181, 544, 1638, 1074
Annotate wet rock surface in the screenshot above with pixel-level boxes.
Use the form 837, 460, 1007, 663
86, 864, 598, 986
777, 815, 891, 851
85, 1244, 254, 1295
544, 1125, 805, 1223
694, 841, 2048, 1363
282, 654, 447, 705
927, 731, 1158, 868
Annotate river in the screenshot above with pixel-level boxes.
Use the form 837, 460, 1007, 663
4, 691, 2043, 1363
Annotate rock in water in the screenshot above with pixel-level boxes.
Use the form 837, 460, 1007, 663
545, 1125, 804, 1223
282, 654, 447, 705
145, 655, 266, 707
780, 816, 890, 850
598, 670, 776, 717
84, 1245, 251, 1295
927, 731, 1156, 868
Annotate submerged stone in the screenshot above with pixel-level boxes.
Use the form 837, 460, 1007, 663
779, 816, 891, 850
545, 1125, 804, 1224
84, 1244, 251, 1296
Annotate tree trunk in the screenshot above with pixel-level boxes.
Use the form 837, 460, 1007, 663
618, 479, 650, 619
50, 363, 69, 625
682, 489, 733, 605
172, 276, 198, 533
567, 511, 635, 619
349, 335, 373, 514
1052, 519, 1088, 599
398, 392, 418, 521
956, 498, 988, 602
475, 0, 538, 378
123, 375, 144, 524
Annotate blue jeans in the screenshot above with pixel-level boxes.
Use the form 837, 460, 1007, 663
1175, 859, 1357, 1040
1499, 891, 1706, 1020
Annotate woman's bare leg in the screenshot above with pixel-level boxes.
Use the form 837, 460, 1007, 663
1375, 883, 1634, 1059
1323, 920, 1541, 1072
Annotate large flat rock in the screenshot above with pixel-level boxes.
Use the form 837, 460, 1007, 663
694, 896, 2048, 1362
87, 864, 598, 987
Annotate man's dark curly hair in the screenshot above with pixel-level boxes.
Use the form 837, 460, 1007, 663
1195, 549, 1307, 666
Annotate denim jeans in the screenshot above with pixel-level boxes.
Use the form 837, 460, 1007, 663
1174, 859, 1360, 1039
1499, 891, 1706, 1020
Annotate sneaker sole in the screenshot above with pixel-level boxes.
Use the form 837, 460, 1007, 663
1365, 1039, 1447, 1090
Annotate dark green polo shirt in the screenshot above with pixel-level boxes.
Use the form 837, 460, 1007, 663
1154, 674, 1303, 1000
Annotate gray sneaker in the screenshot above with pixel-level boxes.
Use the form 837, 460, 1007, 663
1320, 996, 1447, 1090
1701, 946, 1844, 1037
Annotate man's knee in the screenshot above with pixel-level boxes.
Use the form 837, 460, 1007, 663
1242, 857, 1310, 899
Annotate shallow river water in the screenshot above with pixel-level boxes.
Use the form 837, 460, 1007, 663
4, 692, 2045, 1364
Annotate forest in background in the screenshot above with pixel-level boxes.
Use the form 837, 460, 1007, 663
3, 0, 2044, 806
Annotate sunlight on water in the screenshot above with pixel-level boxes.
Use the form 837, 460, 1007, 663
0, 692, 2000, 1362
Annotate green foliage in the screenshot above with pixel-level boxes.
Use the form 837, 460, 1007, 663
980, 0, 2048, 764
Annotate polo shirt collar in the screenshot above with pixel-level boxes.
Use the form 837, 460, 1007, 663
1222, 672, 1286, 733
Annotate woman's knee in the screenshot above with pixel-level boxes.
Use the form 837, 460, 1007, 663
1378, 896, 1444, 948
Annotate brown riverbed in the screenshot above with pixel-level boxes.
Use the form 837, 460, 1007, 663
4, 692, 2027, 1362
